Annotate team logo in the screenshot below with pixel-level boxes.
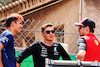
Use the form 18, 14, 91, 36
94, 40, 99, 46
0, 36, 9, 43
54, 47, 59, 55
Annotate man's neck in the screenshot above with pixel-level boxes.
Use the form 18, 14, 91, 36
85, 32, 93, 36
44, 40, 53, 45
43, 41, 53, 46
7, 28, 16, 36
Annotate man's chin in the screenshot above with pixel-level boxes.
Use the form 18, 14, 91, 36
17, 31, 21, 34
80, 35, 84, 36
48, 39, 53, 41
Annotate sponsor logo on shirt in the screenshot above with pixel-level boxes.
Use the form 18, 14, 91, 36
94, 40, 99, 46
0, 36, 9, 43
54, 44, 59, 55
40, 44, 48, 57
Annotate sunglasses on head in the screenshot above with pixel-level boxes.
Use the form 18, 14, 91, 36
44, 30, 55, 34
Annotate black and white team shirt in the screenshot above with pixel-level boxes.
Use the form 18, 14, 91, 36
16, 41, 71, 67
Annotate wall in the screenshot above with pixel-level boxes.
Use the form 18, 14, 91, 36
82, 0, 100, 40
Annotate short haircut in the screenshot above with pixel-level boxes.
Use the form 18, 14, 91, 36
41, 23, 53, 33
89, 27, 94, 33
6, 17, 17, 27
6, 13, 23, 27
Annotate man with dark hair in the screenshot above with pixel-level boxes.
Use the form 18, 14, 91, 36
16, 23, 71, 67
0, 13, 23, 67
75, 18, 100, 61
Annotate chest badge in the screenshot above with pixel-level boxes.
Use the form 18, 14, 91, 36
94, 40, 99, 46
54, 47, 59, 55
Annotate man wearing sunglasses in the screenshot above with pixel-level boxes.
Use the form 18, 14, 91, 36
75, 18, 100, 62
16, 23, 71, 67
0, 13, 23, 67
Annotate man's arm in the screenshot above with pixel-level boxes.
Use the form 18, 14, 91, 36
16, 47, 33, 65
0, 43, 4, 67
77, 50, 86, 61
76, 38, 86, 61
16, 42, 37, 66
59, 43, 71, 60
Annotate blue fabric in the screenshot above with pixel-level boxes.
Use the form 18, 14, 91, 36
0, 30, 16, 67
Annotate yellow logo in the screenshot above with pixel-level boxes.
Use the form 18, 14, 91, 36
94, 40, 99, 46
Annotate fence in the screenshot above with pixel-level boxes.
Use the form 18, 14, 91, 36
0, 19, 100, 54
0, 19, 100, 67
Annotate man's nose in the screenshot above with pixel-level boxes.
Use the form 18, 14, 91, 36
50, 32, 53, 34
21, 25, 23, 28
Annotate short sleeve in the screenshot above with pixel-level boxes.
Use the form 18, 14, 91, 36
77, 38, 87, 51
0, 34, 13, 47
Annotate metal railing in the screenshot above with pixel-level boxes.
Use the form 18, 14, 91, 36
45, 58, 100, 67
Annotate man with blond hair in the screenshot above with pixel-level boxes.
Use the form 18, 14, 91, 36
16, 23, 71, 67
0, 13, 23, 67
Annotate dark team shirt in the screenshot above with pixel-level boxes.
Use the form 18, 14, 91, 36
16, 41, 71, 67
0, 30, 16, 67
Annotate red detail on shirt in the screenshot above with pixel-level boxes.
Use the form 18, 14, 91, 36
83, 34, 100, 62
43, 42, 53, 47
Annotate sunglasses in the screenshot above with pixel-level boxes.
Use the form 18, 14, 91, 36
44, 30, 55, 34
78, 25, 85, 30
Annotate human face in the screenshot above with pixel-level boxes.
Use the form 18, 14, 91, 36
78, 25, 86, 36
14, 18, 23, 34
42, 26, 55, 41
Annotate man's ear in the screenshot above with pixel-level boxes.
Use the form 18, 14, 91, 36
11, 21, 15, 27
85, 26, 89, 31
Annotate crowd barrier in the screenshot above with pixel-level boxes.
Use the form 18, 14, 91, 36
45, 58, 100, 67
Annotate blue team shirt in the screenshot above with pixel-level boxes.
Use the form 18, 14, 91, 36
0, 30, 16, 67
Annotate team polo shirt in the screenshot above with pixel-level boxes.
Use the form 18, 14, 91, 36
78, 34, 100, 62
0, 30, 16, 67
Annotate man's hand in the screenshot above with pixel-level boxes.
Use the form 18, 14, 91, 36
77, 50, 86, 61
16, 62, 21, 67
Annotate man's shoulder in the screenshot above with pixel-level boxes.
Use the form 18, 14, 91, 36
77, 37, 87, 46
53, 42, 61, 46
81, 36, 90, 40
1, 30, 12, 37
53, 42, 59, 44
